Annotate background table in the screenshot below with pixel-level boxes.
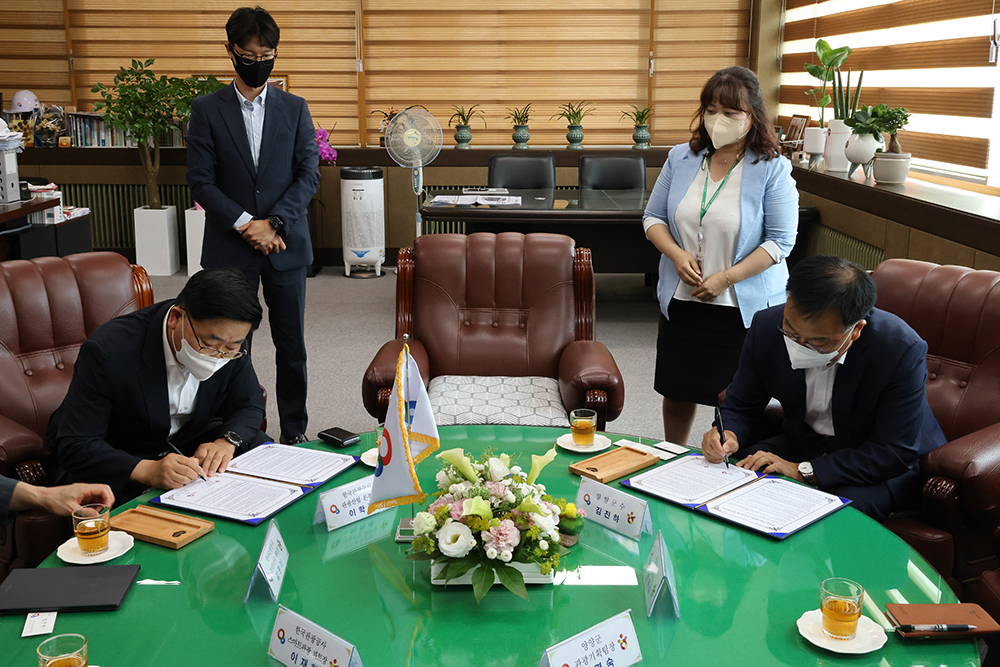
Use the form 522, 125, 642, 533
3, 426, 980, 666
420, 189, 660, 276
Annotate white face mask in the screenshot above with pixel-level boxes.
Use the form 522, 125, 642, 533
175, 316, 231, 381
704, 112, 750, 149
782, 327, 852, 370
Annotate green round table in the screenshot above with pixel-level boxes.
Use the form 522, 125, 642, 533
2, 426, 980, 666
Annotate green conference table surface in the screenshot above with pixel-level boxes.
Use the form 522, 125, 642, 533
4, 426, 980, 667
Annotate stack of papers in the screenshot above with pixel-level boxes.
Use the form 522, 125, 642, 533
429, 195, 522, 206
0, 120, 24, 152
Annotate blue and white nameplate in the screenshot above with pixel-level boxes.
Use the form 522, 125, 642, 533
576, 477, 652, 540
268, 604, 364, 667
539, 608, 642, 667
313, 474, 389, 532
245, 518, 288, 603
644, 530, 679, 618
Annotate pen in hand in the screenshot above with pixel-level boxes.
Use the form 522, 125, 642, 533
714, 406, 730, 469
166, 441, 207, 483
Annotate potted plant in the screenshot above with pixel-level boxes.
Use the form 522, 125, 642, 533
92, 58, 223, 275
870, 105, 912, 184
843, 104, 883, 178
804, 40, 864, 171
551, 101, 596, 150
448, 104, 487, 150
505, 103, 532, 150
370, 105, 428, 146
620, 104, 652, 150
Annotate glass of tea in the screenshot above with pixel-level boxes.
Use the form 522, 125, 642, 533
569, 408, 597, 447
72, 504, 110, 557
820, 577, 864, 640
37, 633, 87, 667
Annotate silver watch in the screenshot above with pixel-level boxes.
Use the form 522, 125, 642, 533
798, 461, 817, 486
223, 431, 243, 450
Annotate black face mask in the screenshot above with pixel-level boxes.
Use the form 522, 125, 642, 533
232, 54, 275, 89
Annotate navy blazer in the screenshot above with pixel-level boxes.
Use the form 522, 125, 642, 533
186, 83, 320, 272
722, 305, 946, 489
48, 301, 266, 499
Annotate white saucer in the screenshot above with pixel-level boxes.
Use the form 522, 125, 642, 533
796, 609, 887, 654
360, 447, 379, 467
57, 530, 134, 565
556, 433, 612, 454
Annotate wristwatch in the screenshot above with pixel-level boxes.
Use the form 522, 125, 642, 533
223, 431, 244, 451
798, 461, 817, 486
267, 215, 284, 231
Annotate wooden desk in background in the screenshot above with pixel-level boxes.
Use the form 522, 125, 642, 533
0, 198, 92, 261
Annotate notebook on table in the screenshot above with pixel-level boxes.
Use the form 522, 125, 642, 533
0, 563, 140, 615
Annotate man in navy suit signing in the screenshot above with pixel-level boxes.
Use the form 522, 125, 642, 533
701, 255, 946, 519
186, 6, 319, 444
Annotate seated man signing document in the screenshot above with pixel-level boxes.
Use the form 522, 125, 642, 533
701, 255, 945, 519
49, 267, 268, 503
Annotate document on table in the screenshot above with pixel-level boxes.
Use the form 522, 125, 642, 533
155, 474, 304, 523
621, 453, 849, 539
429, 195, 522, 206
225, 444, 355, 486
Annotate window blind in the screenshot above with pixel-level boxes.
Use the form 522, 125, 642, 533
778, 0, 997, 177
0, 3, 73, 109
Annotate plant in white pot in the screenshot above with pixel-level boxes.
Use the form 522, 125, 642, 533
843, 105, 883, 178
868, 105, 911, 184
804, 40, 864, 172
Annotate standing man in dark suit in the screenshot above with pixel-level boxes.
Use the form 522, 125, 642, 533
49, 267, 268, 503
186, 6, 319, 444
701, 255, 946, 519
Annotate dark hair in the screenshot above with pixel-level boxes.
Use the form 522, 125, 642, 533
226, 6, 280, 50
175, 267, 263, 330
786, 255, 877, 328
689, 66, 781, 163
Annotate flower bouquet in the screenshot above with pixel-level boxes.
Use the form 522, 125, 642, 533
407, 447, 573, 603
314, 127, 337, 164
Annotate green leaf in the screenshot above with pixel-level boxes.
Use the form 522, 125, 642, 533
405, 551, 434, 561
494, 564, 529, 601
815, 39, 831, 59
444, 558, 478, 580
818, 94, 831, 107
823, 46, 852, 69
471, 563, 495, 604
804, 64, 827, 80
144, 58, 154, 67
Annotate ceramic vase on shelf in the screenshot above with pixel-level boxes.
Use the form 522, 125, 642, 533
872, 152, 912, 184
512, 124, 530, 149
823, 119, 851, 172
844, 133, 881, 178
566, 124, 584, 149
453, 124, 472, 150
802, 127, 826, 169
632, 124, 650, 150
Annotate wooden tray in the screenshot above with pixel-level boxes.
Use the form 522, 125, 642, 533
568, 446, 658, 483
112, 506, 214, 549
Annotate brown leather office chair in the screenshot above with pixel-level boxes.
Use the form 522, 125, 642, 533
362, 233, 624, 429
0, 252, 152, 582
873, 260, 1000, 596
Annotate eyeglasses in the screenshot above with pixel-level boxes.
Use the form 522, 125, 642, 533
231, 49, 276, 67
778, 324, 854, 355
185, 312, 247, 359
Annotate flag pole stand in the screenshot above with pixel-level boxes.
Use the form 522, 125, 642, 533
395, 335, 416, 543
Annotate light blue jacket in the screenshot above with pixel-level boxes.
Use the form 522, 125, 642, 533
644, 143, 799, 328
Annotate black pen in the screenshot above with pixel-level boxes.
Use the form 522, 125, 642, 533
166, 441, 208, 482
897, 624, 976, 633
714, 406, 730, 469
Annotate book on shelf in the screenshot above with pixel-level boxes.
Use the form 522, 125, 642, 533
66, 112, 186, 148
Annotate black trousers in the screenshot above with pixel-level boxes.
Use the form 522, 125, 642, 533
241, 255, 308, 439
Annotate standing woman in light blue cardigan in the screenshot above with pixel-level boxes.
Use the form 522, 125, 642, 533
643, 66, 798, 445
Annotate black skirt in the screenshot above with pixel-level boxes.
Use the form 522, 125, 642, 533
654, 298, 748, 406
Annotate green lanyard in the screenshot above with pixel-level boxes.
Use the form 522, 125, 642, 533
700, 154, 742, 224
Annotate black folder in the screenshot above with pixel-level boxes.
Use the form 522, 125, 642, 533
0, 563, 140, 615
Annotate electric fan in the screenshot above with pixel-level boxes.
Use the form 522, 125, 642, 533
384, 107, 443, 237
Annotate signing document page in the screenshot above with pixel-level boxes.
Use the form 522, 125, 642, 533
622, 454, 849, 539
152, 444, 357, 523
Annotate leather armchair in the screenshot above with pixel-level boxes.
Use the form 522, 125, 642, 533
0, 252, 152, 582
487, 154, 556, 190
873, 260, 1000, 596
578, 156, 646, 190
363, 233, 625, 429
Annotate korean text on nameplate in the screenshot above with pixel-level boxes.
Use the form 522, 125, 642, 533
576, 477, 652, 540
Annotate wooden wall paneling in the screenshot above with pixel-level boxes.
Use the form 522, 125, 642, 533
0, 2, 72, 108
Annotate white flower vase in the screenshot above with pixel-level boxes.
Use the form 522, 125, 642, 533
872, 152, 912, 184
823, 119, 851, 173
844, 134, 881, 179
430, 560, 554, 585
803, 127, 826, 154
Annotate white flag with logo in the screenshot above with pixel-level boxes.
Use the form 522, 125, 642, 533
368, 343, 439, 513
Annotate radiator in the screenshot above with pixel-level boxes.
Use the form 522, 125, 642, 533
809, 225, 885, 271
60, 184, 193, 249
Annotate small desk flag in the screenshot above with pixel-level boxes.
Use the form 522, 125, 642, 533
368, 342, 440, 513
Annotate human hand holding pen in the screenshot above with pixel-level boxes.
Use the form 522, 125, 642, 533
701, 423, 738, 464
714, 406, 730, 468
166, 442, 208, 482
